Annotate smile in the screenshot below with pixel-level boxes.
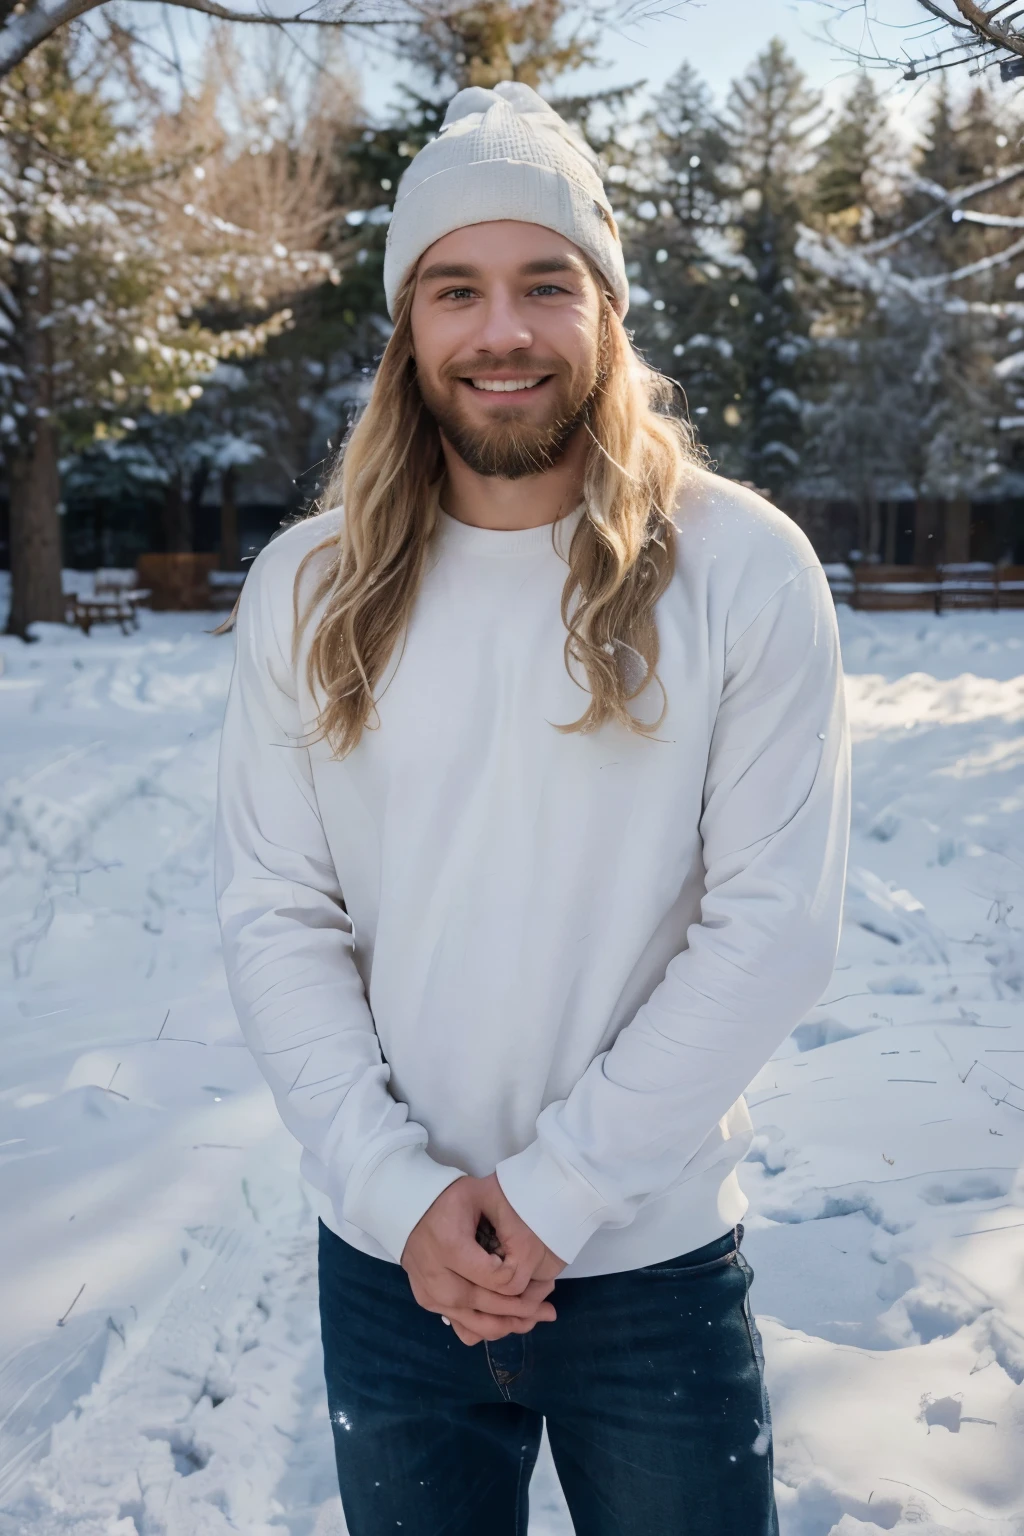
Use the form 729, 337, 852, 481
463, 376, 552, 393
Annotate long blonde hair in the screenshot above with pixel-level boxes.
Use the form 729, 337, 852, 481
296, 268, 700, 756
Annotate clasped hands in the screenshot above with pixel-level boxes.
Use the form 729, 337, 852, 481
401, 1171, 566, 1347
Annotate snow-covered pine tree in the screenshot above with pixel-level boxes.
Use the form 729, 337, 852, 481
0, 29, 340, 636
909, 83, 1019, 507
799, 72, 928, 559
621, 63, 746, 475
799, 77, 1024, 560
719, 38, 820, 498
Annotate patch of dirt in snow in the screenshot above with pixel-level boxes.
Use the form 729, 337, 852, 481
2, 603, 1024, 1536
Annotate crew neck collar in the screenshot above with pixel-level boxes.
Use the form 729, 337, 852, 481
434, 497, 586, 559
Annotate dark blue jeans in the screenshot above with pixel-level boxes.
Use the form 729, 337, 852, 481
317, 1218, 778, 1535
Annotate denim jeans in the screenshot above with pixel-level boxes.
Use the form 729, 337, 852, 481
317, 1217, 778, 1536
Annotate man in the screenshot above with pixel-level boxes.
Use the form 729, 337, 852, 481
215, 81, 850, 1536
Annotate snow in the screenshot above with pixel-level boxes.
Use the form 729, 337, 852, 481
1, 592, 1023, 1535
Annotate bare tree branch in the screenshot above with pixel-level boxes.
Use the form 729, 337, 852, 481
811, 0, 1024, 81
917, 1, 972, 30
0, 0, 106, 79
143, 0, 399, 28
945, 0, 1024, 61
0, 0, 412, 78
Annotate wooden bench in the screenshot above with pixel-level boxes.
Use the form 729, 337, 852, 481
207, 571, 246, 611
852, 565, 941, 612
66, 589, 149, 636
838, 562, 1022, 612
996, 565, 1024, 608
823, 563, 854, 604
937, 563, 996, 612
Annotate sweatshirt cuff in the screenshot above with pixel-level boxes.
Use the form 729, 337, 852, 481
495, 1139, 611, 1266
343, 1143, 466, 1264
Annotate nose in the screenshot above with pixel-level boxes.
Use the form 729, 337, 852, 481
472, 285, 533, 360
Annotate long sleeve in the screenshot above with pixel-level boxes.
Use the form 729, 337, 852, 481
214, 551, 465, 1263
495, 563, 851, 1264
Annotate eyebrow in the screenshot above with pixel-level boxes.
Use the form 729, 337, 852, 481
417, 255, 586, 284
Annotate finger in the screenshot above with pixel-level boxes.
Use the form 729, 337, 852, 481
445, 1237, 507, 1289
437, 1272, 554, 1316
429, 1284, 549, 1333
486, 1251, 536, 1296
450, 1321, 483, 1347
444, 1307, 543, 1342
420, 1272, 521, 1317
462, 1283, 556, 1320
418, 1273, 555, 1323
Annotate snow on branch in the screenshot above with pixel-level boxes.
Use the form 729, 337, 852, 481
797, 218, 1024, 305
920, 230, 1024, 286
855, 164, 1024, 256
956, 208, 1024, 228
797, 224, 925, 302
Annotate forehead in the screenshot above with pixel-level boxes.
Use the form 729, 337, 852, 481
416, 220, 591, 282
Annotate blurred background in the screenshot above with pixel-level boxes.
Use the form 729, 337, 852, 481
5, 0, 1024, 633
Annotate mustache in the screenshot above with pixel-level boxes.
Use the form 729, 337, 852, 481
440, 356, 568, 383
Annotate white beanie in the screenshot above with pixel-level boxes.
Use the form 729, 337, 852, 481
382, 81, 629, 320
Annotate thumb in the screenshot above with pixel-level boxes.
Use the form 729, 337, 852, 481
487, 1224, 541, 1294
448, 1228, 507, 1287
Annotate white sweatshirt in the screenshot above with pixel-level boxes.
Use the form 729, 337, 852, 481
214, 469, 850, 1278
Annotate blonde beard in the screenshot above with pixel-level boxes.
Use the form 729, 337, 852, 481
416, 368, 598, 480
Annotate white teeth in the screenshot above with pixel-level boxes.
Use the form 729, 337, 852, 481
469, 378, 543, 392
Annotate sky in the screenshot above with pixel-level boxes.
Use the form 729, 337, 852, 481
346, 0, 947, 131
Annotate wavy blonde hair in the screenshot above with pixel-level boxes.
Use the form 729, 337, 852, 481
295, 266, 700, 756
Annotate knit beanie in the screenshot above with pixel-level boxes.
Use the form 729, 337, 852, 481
382, 81, 629, 320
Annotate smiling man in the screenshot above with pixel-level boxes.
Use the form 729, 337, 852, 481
215, 82, 850, 1536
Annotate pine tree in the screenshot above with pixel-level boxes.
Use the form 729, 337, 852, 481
798, 75, 1024, 557
800, 72, 918, 555
67, 0, 603, 561
622, 63, 745, 474
0, 29, 342, 629
899, 82, 1019, 504
813, 72, 890, 228
721, 39, 820, 495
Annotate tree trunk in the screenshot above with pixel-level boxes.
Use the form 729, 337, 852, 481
188, 461, 209, 538
944, 497, 972, 564
5, 223, 64, 637
866, 489, 882, 561
883, 499, 897, 565
913, 497, 941, 567
5, 417, 63, 636
220, 464, 239, 570
162, 469, 191, 553
856, 489, 870, 559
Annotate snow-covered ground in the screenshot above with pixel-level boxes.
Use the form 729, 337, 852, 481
1, 586, 1022, 1536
